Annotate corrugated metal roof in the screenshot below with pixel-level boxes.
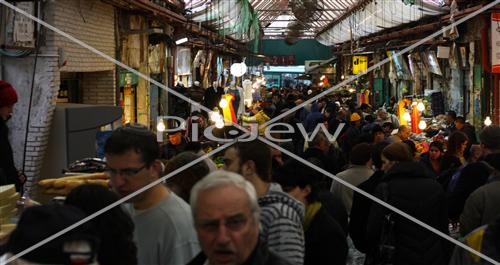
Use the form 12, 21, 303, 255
316, 0, 448, 45
184, 0, 447, 43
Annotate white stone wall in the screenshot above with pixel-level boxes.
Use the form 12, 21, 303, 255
45, 0, 115, 72
1, 0, 116, 195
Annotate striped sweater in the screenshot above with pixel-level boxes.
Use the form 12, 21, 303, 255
259, 183, 305, 265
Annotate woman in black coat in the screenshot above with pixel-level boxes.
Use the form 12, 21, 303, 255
365, 142, 451, 265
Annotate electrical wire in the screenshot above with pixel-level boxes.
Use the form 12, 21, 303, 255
21, 0, 41, 197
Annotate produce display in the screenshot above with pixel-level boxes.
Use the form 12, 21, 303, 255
38, 172, 109, 196
0, 184, 19, 223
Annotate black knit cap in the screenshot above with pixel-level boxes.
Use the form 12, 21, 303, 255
5, 204, 98, 264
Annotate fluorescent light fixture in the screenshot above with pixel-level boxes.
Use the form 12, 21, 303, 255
175, 37, 188, 45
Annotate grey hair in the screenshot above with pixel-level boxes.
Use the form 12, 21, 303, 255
189, 170, 260, 222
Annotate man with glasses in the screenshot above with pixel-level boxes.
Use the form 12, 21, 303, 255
104, 123, 199, 265
188, 170, 292, 265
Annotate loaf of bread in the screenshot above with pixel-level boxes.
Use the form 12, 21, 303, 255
38, 173, 109, 196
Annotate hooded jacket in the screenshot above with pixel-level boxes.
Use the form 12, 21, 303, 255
258, 183, 305, 265
366, 161, 451, 265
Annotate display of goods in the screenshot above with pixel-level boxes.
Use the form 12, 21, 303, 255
38, 172, 109, 196
0, 184, 19, 225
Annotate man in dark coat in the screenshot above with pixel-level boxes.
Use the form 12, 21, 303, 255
170, 82, 189, 118
365, 158, 451, 265
0, 81, 24, 191
188, 171, 292, 265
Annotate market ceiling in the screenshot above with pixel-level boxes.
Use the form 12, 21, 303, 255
184, 0, 448, 45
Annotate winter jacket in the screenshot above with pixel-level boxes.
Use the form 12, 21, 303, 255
259, 183, 305, 265
304, 103, 323, 132
0, 118, 20, 190
304, 205, 347, 265
242, 110, 270, 136
349, 170, 385, 253
366, 161, 451, 265
188, 85, 205, 103
460, 178, 500, 236
203, 85, 223, 110
330, 165, 374, 213
318, 191, 348, 234
449, 217, 500, 265
447, 162, 490, 222
187, 239, 293, 265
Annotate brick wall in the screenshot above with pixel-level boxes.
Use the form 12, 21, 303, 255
81, 70, 116, 105
45, 0, 116, 72
1, 0, 117, 196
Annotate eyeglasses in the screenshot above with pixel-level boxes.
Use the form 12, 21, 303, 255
104, 164, 147, 178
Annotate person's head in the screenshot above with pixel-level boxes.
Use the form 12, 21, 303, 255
479, 125, 500, 155
5, 204, 99, 265
168, 131, 184, 145
350, 143, 372, 166
397, 125, 410, 141
403, 140, 417, 158
447, 131, 469, 156
274, 159, 323, 205
310, 131, 330, 154
371, 142, 390, 170
446, 110, 457, 124
377, 109, 388, 120
104, 123, 162, 203
65, 184, 137, 265
371, 125, 385, 143
213, 81, 219, 87
190, 170, 260, 265
350, 112, 362, 127
0, 80, 18, 121
454, 116, 466, 130
381, 142, 413, 171
223, 140, 272, 183
429, 141, 445, 161
382, 122, 394, 134
164, 151, 210, 202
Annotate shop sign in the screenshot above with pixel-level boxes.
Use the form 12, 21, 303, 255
492, 13, 500, 73
270, 55, 295, 65
119, 71, 139, 87
352, 56, 368, 74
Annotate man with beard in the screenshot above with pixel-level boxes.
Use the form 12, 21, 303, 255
0, 81, 25, 191
188, 171, 292, 265
104, 123, 199, 265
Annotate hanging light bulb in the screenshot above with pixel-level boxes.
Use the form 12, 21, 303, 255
417, 102, 425, 112
418, 120, 427, 130
219, 98, 228, 108
215, 119, 224, 129
341, 75, 345, 80
485, 116, 492, 126
403, 111, 411, 121
156, 119, 165, 132
210, 112, 221, 122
